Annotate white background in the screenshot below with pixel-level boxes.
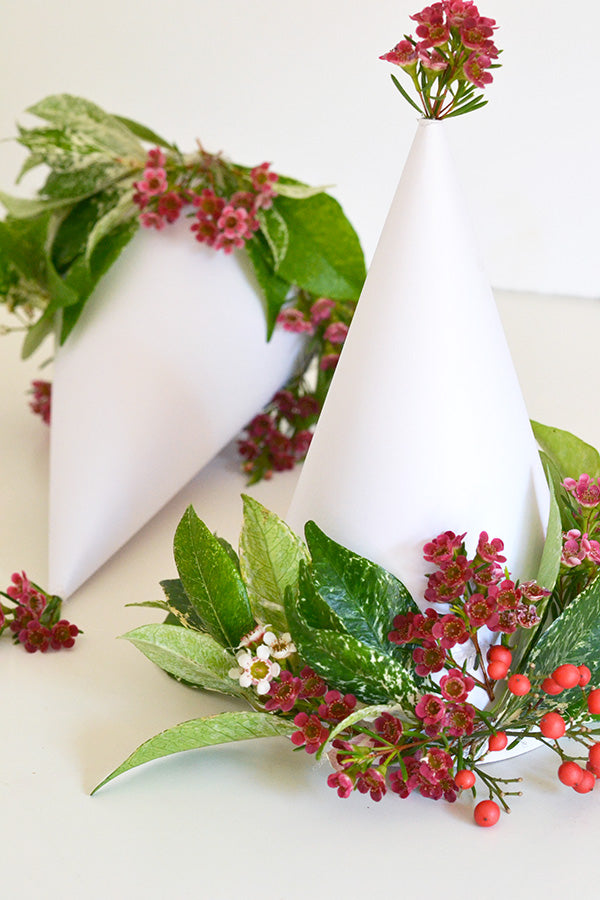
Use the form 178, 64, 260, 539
1, 0, 599, 298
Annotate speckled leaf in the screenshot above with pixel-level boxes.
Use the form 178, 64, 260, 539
532, 421, 600, 480
305, 520, 418, 664
528, 576, 600, 695
159, 578, 207, 632
239, 495, 309, 633
285, 570, 418, 705
173, 506, 254, 650
27, 94, 143, 158
121, 623, 249, 697
256, 207, 289, 271
92, 711, 295, 794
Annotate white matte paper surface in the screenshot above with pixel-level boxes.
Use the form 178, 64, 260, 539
49, 221, 301, 597
287, 119, 549, 604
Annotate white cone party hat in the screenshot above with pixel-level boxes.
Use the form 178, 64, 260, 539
287, 119, 549, 604
49, 220, 302, 597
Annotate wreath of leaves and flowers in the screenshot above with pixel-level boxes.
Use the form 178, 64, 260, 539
0, 94, 365, 483
91, 423, 600, 827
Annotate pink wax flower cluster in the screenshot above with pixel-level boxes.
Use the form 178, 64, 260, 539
1, 571, 79, 653
554, 472, 600, 604
29, 379, 51, 425
133, 147, 278, 253
380, 2, 501, 119
238, 293, 353, 483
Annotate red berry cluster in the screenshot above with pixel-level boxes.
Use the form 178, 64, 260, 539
1, 571, 79, 653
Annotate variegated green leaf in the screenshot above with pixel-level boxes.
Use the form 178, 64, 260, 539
122, 623, 250, 698
92, 711, 295, 794
173, 506, 255, 650
239, 495, 308, 633
256, 206, 289, 270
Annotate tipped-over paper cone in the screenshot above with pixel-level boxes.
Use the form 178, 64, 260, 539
287, 119, 549, 605
49, 221, 302, 597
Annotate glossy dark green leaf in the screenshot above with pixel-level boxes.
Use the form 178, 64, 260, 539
305, 520, 418, 663
173, 506, 255, 650
528, 576, 600, 706
92, 711, 295, 794
285, 569, 418, 705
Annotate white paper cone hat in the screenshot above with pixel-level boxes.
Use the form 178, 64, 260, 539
287, 119, 549, 604
49, 220, 302, 597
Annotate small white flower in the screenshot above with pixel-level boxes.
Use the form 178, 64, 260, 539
262, 631, 297, 660
229, 645, 280, 694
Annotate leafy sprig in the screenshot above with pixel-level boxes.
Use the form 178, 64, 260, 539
93, 432, 600, 824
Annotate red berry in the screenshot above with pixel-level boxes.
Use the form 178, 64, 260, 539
573, 769, 596, 794
552, 664, 580, 689
487, 645, 512, 667
540, 711, 566, 739
588, 743, 600, 775
488, 731, 508, 752
541, 677, 563, 696
558, 760, 583, 787
588, 688, 600, 715
578, 665, 592, 686
487, 660, 509, 681
507, 673, 531, 696
474, 799, 500, 827
455, 769, 476, 790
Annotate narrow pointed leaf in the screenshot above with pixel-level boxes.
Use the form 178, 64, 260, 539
122, 623, 250, 697
173, 506, 255, 649
239, 495, 309, 632
92, 711, 295, 794
390, 74, 423, 114
304, 521, 418, 662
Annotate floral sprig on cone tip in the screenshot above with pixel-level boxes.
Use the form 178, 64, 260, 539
380, 2, 501, 119
1, 571, 79, 653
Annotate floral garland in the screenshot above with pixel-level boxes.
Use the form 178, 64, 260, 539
91, 422, 600, 827
0, 94, 365, 483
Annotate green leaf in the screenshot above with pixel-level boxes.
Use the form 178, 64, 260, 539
390, 73, 423, 115
85, 188, 138, 262
121, 623, 250, 697
159, 578, 207, 632
273, 193, 366, 302
316, 703, 397, 758
528, 575, 600, 701
0, 191, 73, 218
173, 506, 255, 650
41, 161, 129, 200
244, 235, 291, 338
535, 457, 563, 591
256, 206, 289, 271
304, 520, 418, 662
92, 711, 295, 794
275, 181, 329, 200
531, 421, 600, 480
27, 94, 143, 158
112, 114, 177, 151
285, 570, 419, 705
239, 495, 309, 633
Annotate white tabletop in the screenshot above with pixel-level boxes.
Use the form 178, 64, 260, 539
2, 290, 600, 900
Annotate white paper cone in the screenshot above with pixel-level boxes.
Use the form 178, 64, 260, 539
49, 220, 302, 597
287, 119, 549, 604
